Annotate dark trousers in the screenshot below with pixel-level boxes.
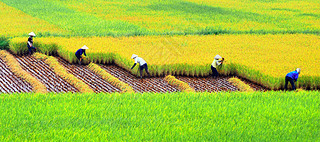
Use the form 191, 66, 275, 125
284, 76, 296, 90
75, 54, 82, 65
140, 63, 150, 78
27, 45, 36, 55
211, 65, 219, 78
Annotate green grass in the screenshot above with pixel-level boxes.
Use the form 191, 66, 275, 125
1, 0, 319, 36
0, 92, 319, 141
0, 0, 149, 37
0, 37, 9, 50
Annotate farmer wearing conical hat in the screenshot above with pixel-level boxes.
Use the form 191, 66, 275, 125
284, 68, 301, 91
75, 45, 88, 65
211, 55, 224, 78
27, 32, 36, 55
131, 54, 150, 79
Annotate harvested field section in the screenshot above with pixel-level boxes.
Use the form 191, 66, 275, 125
175, 76, 238, 92
15, 56, 78, 93
0, 58, 32, 93
57, 57, 120, 93
240, 79, 269, 91
101, 65, 178, 93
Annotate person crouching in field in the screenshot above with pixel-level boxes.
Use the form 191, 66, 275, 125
285, 68, 300, 91
211, 55, 224, 78
27, 32, 36, 55
75, 45, 88, 65
131, 54, 150, 79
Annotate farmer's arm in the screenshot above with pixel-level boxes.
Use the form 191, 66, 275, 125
131, 63, 137, 69
28, 41, 33, 47
216, 60, 222, 66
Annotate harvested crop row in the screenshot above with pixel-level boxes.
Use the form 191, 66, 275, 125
228, 77, 254, 92
15, 55, 78, 93
33, 53, 93, 93
57, 57, 120, 93
164, 75, 194, 92
0, 58, 32, 93
238, 78, 268, 91
0, 50, 46, 93
175, 76, 238, 92
101, 65, 178, 93
88, 63, 134, 93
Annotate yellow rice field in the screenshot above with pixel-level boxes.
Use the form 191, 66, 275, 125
0, 1, 67, 37
10, 34, 320, 89
32, 34, 319, 76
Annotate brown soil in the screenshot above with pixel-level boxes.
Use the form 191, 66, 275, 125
15, 55, 78, 93
57, 57, 121, 93
240, 79, 268, 91
101, 65, 178, 93
175, 76, 238, 92
176, 76, 268, 92
0, 58, 33, 93
0, 54, 268, 93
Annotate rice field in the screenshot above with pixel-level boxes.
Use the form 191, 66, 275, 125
0, 2, 67, 37
1, 0, 319, 36
8, 34, 320, 89
0, 92, 319, 141
0, 0, 319, 140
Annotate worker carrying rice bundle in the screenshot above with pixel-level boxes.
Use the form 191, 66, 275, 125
131, 54, 150, 79
75, 45, 88, 65
211, 55, 224, 78
285, 68, 300, 91
27, 32, 36, 55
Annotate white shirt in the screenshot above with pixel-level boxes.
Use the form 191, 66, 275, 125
134, 57, 147, 66
211, 59, 222, 68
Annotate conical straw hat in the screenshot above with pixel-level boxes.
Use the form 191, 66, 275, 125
214, 55, 222, 60
131, 54, 138, 59
28, 32, 36, 36
81, 45, 89, 49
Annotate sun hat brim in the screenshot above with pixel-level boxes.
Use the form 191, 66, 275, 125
81, 45, 89, 49
28, 32, 36, 36
214, 55, 222, 60
131, 54, 138, 59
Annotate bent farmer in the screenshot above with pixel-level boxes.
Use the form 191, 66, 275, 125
75, 45, 88, 65
131, 54, 150, 79
211, 55, 224, 78
27, 32, 36, 55
284, 68, 300, 91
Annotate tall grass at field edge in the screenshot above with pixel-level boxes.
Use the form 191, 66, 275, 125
0, 37, 9, 50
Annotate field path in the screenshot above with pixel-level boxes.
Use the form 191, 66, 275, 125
15, 55, 78, 93
101, 65, 179, 93
57, 57, 120, 93
0, 58, 32, 93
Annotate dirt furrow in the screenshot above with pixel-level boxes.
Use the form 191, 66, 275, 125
175, 76, 238, 92
56, 57, 120, 93
0, 58, 33, 93
101, 65, 178, 93
15, 56, 78, 93
240, 78, 268, 91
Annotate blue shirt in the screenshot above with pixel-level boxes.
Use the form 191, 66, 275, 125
75, 49, 86, 57
286, 71, 299, 81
